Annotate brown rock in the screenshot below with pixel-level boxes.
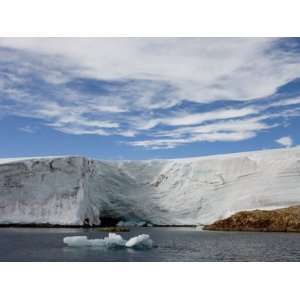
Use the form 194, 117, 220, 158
204, 205, 300, 232
96, 226, 130, 232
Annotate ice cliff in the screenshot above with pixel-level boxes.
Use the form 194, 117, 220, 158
0, 147, 300, 226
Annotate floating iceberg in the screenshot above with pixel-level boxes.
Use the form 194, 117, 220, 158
63, 236, 91, 247
125, 234, 153, 249
63, 233, 153, 249
103, 233, 127, 248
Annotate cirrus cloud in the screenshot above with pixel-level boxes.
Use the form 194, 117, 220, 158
0, 38, 300, 149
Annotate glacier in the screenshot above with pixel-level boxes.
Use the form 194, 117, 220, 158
0, 146, 300, 226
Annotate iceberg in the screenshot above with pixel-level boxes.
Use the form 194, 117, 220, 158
63, 233, 153, 249
102, 233, 127, 248
63, 236, 91, 247
1, 147, 300, 226
125, 234, 153, 249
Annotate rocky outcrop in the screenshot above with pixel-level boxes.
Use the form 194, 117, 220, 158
204, 206, 300, 232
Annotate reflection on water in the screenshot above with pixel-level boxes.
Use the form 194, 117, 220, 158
62, 246, 140, 256
1, 227, 300, 261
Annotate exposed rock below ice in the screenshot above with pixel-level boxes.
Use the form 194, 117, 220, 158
1, 146, 300, 226
97, 226, 129, 232
63, 233, 153, 249
117, 220, 147, 227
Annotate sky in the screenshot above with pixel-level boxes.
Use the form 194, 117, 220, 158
0, 37, 300, 160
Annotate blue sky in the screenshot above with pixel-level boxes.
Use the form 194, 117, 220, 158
0, 37, 300, 160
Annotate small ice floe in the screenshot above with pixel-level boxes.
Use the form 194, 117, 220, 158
63, 233, 153, 249
125, 234, 153, 249
63, 236, 90, 247
195, 224, 204, 231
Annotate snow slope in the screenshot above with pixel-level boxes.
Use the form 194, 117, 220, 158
1, 147, 300, 225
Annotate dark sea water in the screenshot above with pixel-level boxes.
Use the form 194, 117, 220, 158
1, 227, 300, 262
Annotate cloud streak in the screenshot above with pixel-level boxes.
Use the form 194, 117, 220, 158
276, 136, 293, 148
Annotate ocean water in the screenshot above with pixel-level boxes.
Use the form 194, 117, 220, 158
1, 227, 300, 262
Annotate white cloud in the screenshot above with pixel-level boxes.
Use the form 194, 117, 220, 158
269, 97, 300, 108
1, 38, 300, 105
155, 116, 275, 137
276, 136, 293, 148
18, 125, 36, 133
128, 116, 274, 149
144, 107, 257, 129
129, 131, 257, 149
1, 38, 300, 149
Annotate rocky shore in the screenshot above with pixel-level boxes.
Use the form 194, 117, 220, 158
204, 206, 300, 232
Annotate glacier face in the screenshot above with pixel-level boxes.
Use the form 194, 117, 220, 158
0, 157, 86, 225
1, 147, 300, 226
